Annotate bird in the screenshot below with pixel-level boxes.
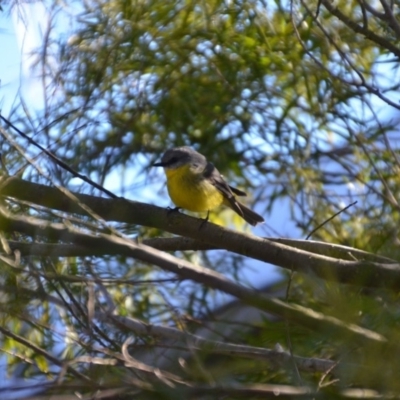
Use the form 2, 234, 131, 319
153, 146, 264, 226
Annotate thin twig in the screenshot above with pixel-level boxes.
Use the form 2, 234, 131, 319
306, 201, 357, 240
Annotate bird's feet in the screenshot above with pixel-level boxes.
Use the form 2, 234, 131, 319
199, 210, 210, 230
167, 206, 181, 215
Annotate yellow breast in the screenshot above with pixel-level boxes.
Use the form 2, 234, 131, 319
165, 165, 224, 212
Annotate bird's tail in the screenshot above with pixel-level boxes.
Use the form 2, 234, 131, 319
223, 198, 264, 226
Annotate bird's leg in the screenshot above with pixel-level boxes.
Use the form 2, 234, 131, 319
199, 210, 210, 230
167, 206, 181, 215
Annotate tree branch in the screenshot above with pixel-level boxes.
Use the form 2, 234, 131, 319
320, 0, 400, 58
1, 177, 400, 290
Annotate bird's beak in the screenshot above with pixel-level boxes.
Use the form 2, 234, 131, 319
153, 161, 165, 167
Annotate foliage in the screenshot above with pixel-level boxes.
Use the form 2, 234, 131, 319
0, 0, 400, 398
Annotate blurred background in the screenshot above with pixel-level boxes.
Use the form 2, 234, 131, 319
1, 0, 400, 397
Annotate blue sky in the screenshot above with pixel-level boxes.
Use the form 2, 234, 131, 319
1, 11, 21, 113
1, 3, 50, 114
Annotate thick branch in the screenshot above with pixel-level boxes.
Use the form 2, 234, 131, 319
1, 177, 400, 290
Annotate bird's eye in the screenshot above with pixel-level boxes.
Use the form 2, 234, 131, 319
168, 157, 178, 164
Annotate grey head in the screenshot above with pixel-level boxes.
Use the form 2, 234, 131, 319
153, 146, 207, 170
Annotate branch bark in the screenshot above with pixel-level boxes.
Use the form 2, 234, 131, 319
1, 177, 400, 290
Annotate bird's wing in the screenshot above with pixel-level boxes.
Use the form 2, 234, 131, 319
203, 162, 245, 217
204, 162, 246, 196
203, 161, 264, 226
228, 185, 247, 197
